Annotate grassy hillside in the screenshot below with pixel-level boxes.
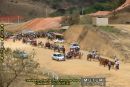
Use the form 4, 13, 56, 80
0, 0, 126, 19
0, 0, 53, 20
50, 0, 125, 16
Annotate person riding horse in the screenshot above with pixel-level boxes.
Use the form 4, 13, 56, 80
87, 50, 98, 61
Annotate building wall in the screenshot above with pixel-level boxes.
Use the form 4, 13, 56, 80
92, 17, 97, 25
92, 17, 108, 26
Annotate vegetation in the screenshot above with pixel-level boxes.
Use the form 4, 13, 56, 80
62, 13, 80, 26
80, 15, 92, 24
0, 0, 126, 18
99, 26, 121, 34
49, 0, 126, 16
0, 48, 40, 87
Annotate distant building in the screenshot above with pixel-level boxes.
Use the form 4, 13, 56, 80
89, 11, 111, 26
61, 26, 70, 30
92, 17, 108, 26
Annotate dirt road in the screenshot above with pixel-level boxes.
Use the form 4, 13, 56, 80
4, 38, 130, 87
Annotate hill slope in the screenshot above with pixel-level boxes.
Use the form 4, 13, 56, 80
5, 17, 62, 32
0, 0, 53, 20
0, 0, 121, 19
64, 25, 130, 62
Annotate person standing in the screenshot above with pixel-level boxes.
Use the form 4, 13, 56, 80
13, 36, 16, 42
115, 59, 120, 70
32, 48, 36, 58
62, 46, 65, 55
62, 46, 66, 59
108, 61, 112, 70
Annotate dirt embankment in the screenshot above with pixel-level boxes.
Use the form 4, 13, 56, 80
64, 25, 124, 59
5, 17, 62, 32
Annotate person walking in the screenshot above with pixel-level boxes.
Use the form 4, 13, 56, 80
32, 48, 36, 58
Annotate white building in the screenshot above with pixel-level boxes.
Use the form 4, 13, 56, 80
89, 11, 111, 26
92, 17, 108, 26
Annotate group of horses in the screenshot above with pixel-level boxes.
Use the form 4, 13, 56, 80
66, 50, 83, 59
44, 41, 83, 59
5, 31, 117, 70
87, 53, 115, 69
44, 41, 65, 53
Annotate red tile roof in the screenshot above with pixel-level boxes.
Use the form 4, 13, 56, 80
89, 11, 112, 16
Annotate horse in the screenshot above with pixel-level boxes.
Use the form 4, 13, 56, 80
22, 38, 27, 44
31, 40, 37, 46
87, 54, 93, 61
109, 60, 115, 68
45, 42, 51, 49
66, 51, 73, 59
73, 51, 83, 59
66, 51, 83, 59
99, 57, 109, 67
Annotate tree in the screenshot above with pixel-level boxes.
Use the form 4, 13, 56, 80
62, 13, 80, 26
0, 48, 40, 87
68, 13, 80, 25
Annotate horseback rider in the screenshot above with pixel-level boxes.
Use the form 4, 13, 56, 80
92, 50, 96, 58
114, 56, 118, 62
95, 53, 100, 60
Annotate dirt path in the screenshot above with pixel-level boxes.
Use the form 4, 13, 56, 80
4, 39, 130, 87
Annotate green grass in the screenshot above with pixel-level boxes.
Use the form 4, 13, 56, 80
99, 26, 121, 35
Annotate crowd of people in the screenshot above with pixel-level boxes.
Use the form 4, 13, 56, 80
5, 31, 120, 71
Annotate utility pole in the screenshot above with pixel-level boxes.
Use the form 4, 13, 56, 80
45, 6, 48, 17
81, 7, 84, 15
17, 16, 20, 24
8, 17, 10, 23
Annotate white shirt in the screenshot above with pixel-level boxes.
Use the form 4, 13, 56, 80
115, 61, 120, 65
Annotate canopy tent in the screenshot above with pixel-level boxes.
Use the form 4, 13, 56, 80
21, 30, 35, 34
52, 32, 64, 39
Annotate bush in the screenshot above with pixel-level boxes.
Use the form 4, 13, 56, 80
80, 15, 92, 24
